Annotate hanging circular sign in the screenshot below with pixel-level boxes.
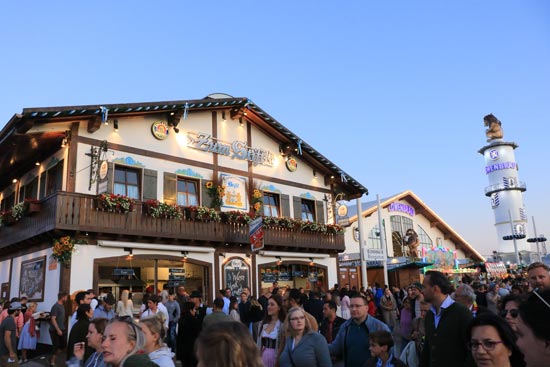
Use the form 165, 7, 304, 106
337, 204, 348, 217
99, 161, 109, 180
151, 121, 169, 140
489, 149, 499, 160
285, 157, 298, 172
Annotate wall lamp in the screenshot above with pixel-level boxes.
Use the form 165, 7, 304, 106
276, 256, 282, 265
309, 257, 314, 265
113, 119, 119, 132
181, 251, 188, 261
12, 178, 18, 184
239, 117, 244, 127
221, 111, 227, 122
313, 169, 317, 178
124, 247, 133, 258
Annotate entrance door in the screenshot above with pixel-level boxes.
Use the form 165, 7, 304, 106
339, 267, 360, 290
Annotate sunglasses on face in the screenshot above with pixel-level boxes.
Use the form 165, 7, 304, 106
500, 309, 519, 318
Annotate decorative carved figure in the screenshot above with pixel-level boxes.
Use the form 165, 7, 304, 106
403, 228, 420, 258
484, 114, 504, 141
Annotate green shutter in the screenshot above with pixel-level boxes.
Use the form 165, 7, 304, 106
292, 196, 302, 220
315, 200, 325, 223
143, 169, 158, 201
164, 172, 177, 205
281, 194, 290, 217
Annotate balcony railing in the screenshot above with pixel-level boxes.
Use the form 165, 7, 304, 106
484, 181, 526, 196
0, 192, 344, 252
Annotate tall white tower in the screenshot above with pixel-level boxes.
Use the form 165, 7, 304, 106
479, 114, 529, 254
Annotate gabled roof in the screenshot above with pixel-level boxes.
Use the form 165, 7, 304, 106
348, 190, 485, 262
0, 94, 368, 197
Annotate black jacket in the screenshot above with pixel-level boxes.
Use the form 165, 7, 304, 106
319, 316, 346, 343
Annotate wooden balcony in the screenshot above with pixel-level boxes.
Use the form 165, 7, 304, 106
0, 192, 345, 252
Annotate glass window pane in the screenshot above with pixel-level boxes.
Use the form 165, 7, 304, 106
177, 193, 187, 206
114, 168, 125, 182
126, 171, 139, 185
127, 185, 139, 199
188, 182, 196, 194
114, 183, 126, 196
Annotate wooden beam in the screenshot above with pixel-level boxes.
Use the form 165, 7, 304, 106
87, 116, 101, 133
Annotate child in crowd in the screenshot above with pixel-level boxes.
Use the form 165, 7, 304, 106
365, 331, 407, 367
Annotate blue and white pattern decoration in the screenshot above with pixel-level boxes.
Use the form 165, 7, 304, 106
491, 193, 500, 208
296, 139, 303, 155
100, 106, 109, 123
183, 102, 189, 120
340, 171, 347, 183
261, 184, 281, 193
299, 192, 316, 200
519, 208, 527, 221
175, 168, 203, 179
112, 157, 145, 167
489, 149, 499, 160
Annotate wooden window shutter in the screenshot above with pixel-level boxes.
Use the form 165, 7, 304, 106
315, 200, 325, 223
200, 179, 210, 207
292, 196, 302, 220
163, 172, 177, 205
281, 194, 290, 217
143, 169, 158, 201
106, 162, 115, 194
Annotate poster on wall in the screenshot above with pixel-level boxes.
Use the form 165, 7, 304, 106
221, 174, 248, 210
224, 258, 249, 296
19, 256, 47, 302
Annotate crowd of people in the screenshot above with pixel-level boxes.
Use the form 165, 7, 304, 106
0, 261, 549, 367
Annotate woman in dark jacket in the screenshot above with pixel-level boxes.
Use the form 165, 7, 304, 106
67, 304, 93, 362
279, 307, 331, 367
176, 301, 201, 367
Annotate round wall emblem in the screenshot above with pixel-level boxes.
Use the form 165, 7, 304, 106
489, 149, 499, 160
285, 157, 298, 172
151, 121, 169, 140
337, 204, 348, 217
99, 161, 109, 180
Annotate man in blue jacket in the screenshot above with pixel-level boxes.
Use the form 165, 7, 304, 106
329, 294, 390, 367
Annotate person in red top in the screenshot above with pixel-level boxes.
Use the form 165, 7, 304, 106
366, 292, 377, 317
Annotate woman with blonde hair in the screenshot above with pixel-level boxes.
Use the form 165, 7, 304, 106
101, 317, 156, 367
196, 321, 263, 367
117, 290, 134, 317
279, 307, 331, 367
140, 315, 175, 367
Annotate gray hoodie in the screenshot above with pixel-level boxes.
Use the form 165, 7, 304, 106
149, 346, 175, 367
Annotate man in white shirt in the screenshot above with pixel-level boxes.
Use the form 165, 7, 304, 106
141, 295, 169, 329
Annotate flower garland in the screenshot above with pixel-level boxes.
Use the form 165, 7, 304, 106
251, 189, 263, 215
206, 181, 225, 209
52, 236, 87, 264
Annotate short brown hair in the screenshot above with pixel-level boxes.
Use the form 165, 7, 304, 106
527, 262, 549, 273
369, 330, 394, 349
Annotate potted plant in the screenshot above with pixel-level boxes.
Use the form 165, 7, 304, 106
23, 198, 41, 214
0, 210, 16, 226
97, 193, 135, 213
251, 189, 263, 216
143, 199, 183, 219
51, 235, 88, 266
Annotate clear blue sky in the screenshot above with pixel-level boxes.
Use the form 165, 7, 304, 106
1, 1, 549, 257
